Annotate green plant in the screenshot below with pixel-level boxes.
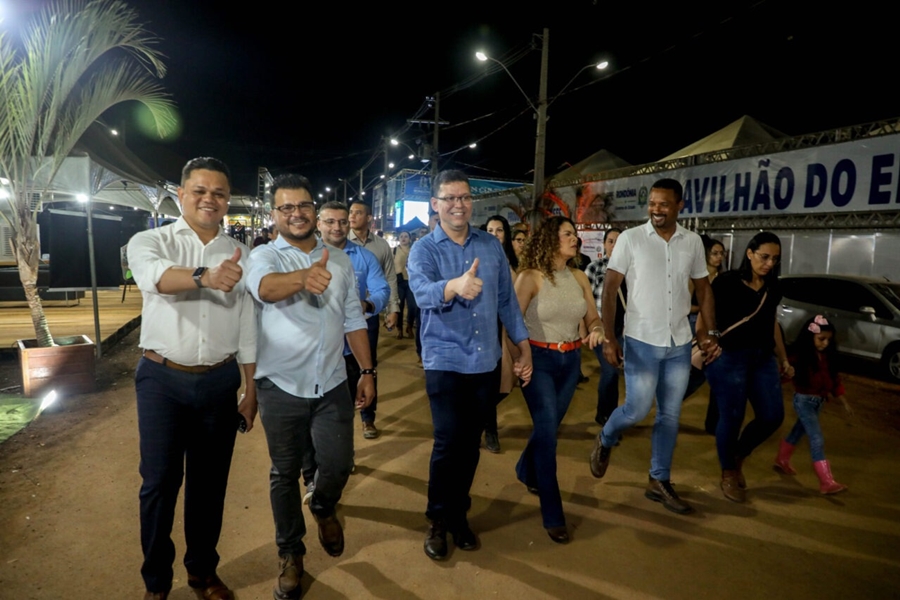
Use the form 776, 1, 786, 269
0, 0, 175, 346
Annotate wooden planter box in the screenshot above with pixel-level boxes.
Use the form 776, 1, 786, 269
17, 335, 96, 397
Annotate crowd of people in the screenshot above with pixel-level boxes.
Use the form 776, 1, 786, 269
128, 160, 852, 600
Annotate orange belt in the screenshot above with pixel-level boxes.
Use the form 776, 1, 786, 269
529, 339, 582, 353
143, 349, 236, 374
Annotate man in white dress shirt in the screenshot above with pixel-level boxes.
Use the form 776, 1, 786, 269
590, 178, 719, 515
128, 157, 257, 600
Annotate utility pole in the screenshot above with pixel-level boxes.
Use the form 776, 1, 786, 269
431, 92, 440, 182
533, 28, 549, 207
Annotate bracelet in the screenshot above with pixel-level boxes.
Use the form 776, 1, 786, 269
360, 368, 377, 378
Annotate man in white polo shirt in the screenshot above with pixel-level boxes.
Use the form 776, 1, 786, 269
589, 178, 719, 515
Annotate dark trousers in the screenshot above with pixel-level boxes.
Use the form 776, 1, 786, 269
136, 357, 241, 593
397, 275, 418, 329
424, 367, 500, 524
257, 379, 354, 557
361, 315, 379, 423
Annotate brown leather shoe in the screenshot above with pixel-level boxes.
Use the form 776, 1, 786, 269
721, 470, 746, 503
187, 573, 234, 600
645, 476, 694, 515
589, 435, 612, 478
362, 420, 379, 439
144, 592, 169, 600
274, 554, 304, 600
314, 512, 345, 557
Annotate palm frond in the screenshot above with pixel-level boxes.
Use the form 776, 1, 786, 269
0, 0, 177, 345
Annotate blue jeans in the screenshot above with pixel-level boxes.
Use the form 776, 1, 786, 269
785, 393, 827, 461
516, 346, 581, 528
593, 335, 622, 425
601, 336, 691, 481
705, 348, 784, 470
425, 367, 499, 524
360, 315, 380, 423
257, 378, 355, 557
136, 357, 241, 593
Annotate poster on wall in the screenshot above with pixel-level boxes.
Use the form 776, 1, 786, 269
551, 133, 900, 224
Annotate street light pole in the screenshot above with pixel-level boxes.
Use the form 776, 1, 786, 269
534, 28, 549, 207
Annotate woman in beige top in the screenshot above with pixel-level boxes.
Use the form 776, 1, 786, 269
513, 216, 603, 544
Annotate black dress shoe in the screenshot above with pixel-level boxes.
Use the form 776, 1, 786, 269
313, 512, 344, 557
546, 526, 569, 544
424, 521, 448, 560
451, 523, 478, 551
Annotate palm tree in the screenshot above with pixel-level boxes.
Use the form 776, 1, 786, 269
0, 0, 175, 346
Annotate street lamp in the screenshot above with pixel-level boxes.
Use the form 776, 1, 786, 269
476, 30, 610, 208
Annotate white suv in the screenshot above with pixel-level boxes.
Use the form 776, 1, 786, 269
778, 275, 900, 381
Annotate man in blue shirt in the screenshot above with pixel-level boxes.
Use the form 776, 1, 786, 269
318, 200, 390, 400
408, 169, 533, 560
247, 175, 375, 600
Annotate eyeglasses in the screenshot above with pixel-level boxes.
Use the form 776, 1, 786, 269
435, 194, 473, 205
753, 251, 780, 265
274, 202, 316, 214
319, 218, 349, 227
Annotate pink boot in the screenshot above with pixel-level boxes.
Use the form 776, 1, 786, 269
773, 440, 797, 475
813, 460, 847, 494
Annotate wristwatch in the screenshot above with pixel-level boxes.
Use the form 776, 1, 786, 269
707, 329, 722, 337
192, 267, 208, 288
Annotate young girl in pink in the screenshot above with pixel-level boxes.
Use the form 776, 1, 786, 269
774, 315, 853, 494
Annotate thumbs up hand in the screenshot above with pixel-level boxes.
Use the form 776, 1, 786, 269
453, 257, 483, 300
304, 247, 332, 294
206, 247, 243, 292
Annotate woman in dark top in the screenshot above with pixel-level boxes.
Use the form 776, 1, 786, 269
701, 232, 793, 503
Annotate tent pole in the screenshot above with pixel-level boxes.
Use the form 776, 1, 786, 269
85, 197, 102, 358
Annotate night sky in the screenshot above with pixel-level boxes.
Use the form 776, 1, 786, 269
4, 0, 896, 196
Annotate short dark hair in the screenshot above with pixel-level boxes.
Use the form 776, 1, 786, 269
604, 227, 623, 242
271, 174, 313, 202
432, 169, 470, 197
738, 231, 781, 283
349, 201, 371, 216
651, 178, 683, 202
319, 201, 349, 215
181, 157, 231, 187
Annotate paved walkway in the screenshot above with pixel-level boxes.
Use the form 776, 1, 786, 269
0, 330, 897, 599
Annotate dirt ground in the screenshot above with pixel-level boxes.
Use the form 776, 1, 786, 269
0, 328, 899, 599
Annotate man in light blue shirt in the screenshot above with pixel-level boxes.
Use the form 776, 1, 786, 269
408, 169, 532, 560
246, 174, 375, 600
